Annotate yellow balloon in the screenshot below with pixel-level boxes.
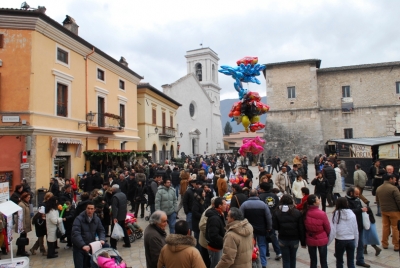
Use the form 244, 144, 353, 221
242, 115, 250, 132
251, 116, 260, 124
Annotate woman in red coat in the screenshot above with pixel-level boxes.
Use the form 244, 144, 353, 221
70, 178, 78, 202
303, 194, 330, 268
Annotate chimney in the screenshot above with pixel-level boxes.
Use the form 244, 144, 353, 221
119, 57, 128, 67
62, 15, 79, 35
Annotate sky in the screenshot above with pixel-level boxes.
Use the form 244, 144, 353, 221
5, 0, 400, 100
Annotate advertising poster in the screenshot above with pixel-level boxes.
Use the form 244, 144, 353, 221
379, 143, 399, 159
350, 144, 372, 158
337, 143, 351, 157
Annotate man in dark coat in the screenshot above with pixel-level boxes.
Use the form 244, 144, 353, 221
115, 173, 128, 196
72, 202, 105, 268
229, 184, 247, 209
144, 210, 167, 268
183, 178, 197, 232
110, 184, 130, 249
127, 173, 137, 212
171, 167, 181, 198
322, 161, 336, 207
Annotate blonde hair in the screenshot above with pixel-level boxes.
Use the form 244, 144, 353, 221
44, 192, 54, 202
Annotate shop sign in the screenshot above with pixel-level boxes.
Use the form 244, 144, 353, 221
350, 144, 372, 158
0, 182, 9, 202
379, 143, 399, 159
20, 163, 29, 169
98, 137, 108, 144
2, 116, 20, 123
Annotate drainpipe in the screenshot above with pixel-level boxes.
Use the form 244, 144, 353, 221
85, 48, 95, 152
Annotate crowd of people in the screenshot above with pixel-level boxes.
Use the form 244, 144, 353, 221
5, 153, 400, 268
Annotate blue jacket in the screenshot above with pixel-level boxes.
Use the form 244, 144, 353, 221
240, 197, 272, 236
71, 211, 105, 249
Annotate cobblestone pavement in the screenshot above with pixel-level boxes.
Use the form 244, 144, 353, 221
7, 165, 399, 267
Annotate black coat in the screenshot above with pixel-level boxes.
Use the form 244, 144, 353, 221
273, 206, 306, 246
134, 185, 147, 204
71, 211, 105, 249
205, 208, 226, 250
311, 178, 329, 195
192, 197, 206, 233
322, 166, 336, 186
59, 192, 73, 205
183, 187, 195, 214
230, 192, 248, 209
204, 190, 214, 208
63, 206, 76, 234
32, 213, 46, 237
346, 195, 364, 232
116, 179, 129, 196
127, 178, 137, 199
171, 170, 181, 186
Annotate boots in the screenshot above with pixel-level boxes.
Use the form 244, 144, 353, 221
372, 245, 382, 256
363, 245, 368, 254
47, 241, 58, 259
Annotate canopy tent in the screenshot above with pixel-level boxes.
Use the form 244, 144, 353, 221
0, 201, 24, 264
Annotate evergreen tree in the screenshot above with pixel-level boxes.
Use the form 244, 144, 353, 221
224, 121, 233, 135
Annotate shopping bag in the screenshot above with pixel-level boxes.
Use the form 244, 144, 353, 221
111, 223, 125, 240
362, 212, 370, 230
58, 222, 66, 235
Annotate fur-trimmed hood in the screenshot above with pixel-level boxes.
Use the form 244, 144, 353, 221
165, 234, 196, 252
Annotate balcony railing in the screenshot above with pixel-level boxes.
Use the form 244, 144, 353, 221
87, 112, 124, 133
159, 126, 176, 138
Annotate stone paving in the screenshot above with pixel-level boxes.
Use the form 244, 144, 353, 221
5, 165, 400, 267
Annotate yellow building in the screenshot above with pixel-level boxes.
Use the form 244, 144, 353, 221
137, 83, 181, 163
0, 9, 142, 195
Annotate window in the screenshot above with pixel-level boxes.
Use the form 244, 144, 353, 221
152, 109, 156, 125
57, 48, 68, 64
0, 34, 4, 48
170, 115, 173, 128
195, 63, 202, 81
189, 103, 195, 117
121, 142, 126, 150
98, 97, 105, 127
287, 87, 296, 99
119, 104, 125, 127
212, 64, 215, 82
57, 143, 68, 152
344, 128, 353, 139
57, 83, 68, 117
342, 86, 351, 98
97, 68, 105, 81
396, 82, 400, 94
99, 144, 105, 150
119, 79, 125, 90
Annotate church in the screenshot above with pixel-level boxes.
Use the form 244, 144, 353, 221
162, 48, 223, 156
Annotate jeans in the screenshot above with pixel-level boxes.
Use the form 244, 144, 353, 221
193, 231, 200, 250
186, 212, 192, 233
200, 246, 211, 268
167, 212, 176, 234
73, 247, 90, 268
208, 249, 222, 268
279, 239, 299, 268
341, 176, 346, 191
266, 229, 281, 256
335, 239, 355, 268
267, 165, 271, 173
356, 228, 365, 264
308, 245, 328, 268
174, 184, 180, 199
255, 235, 267, 267
376, 202, 381, 216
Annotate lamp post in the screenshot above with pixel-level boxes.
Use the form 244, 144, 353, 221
148, 127, 159, 137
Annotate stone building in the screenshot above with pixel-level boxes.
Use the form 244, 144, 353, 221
263, 59, 400, 160
162, 48, 223, 155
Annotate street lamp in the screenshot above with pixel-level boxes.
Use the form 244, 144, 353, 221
148, 127, 159, 137
180, 132, 183, 138
78, 111, 96, 128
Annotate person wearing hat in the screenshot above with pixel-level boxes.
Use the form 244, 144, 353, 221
110, 184, 130, 249
182, 175, 197, 232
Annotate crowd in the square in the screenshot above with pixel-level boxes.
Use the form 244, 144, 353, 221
3, 153, 400, 268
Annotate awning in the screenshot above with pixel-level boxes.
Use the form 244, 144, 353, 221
51, 137, 83, 158
328, 136, 400, 146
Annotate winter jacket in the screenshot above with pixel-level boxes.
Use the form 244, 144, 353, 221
71, 210, 105, 249
273, 205, 306, 246
63, 205, 76, 235
59, 192, 73, 205
288, 169, 300, 184
296, 195, 308, 211
276, 171, 289, 193
333, 167, 343, 194
217, 178, 228, 197
75, 199, 90, 216
192, 196, 206, 233
330, 209, 359, 247
311, 178, 329, 195
97, 256, 126, 268
353, 169, 368, 188
127, 178, 137, 199
112, 190, 128, 221
134, 185, 147, 204
204, 190, 214, 208
183, 187, 195, 214
147, 179, 157, 205
199, 207, 212, 249
229, 192, 248, 209
155, 185, 177, 216
171, 170, 181, 186
205, 208, 226, 250
322, 165, 336, 186
240, 197, 272, 236
157, 234, 206, 268
144, 224, 166, 268
32, 212, 47, 237
215, 219, 254, 268
346, 195, 364, 232
376, 181, 400, 212
116, 178, 129, 196
292, 180, 307, 199
259, 192, 279, 212
304, 206, 330, 246
10, 192, 21, 204
46, 209, 62, 242
17, 201, 32, 233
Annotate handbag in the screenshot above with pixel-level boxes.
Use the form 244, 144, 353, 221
56, 226, 63, 238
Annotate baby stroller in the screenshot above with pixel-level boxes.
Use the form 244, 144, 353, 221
125, 213, 143, 243
90, 247, 124, 268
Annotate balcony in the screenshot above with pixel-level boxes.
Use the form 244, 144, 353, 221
86, 112, 124, 133
159, 126, 176, 139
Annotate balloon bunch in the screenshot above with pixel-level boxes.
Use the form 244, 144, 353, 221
220, 56, 270, 132
238, 136, 266, 157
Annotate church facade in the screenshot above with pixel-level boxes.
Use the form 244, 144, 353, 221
263, 59, 400, 160
162, 48, 223, 156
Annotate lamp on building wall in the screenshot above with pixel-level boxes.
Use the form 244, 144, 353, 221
78, 111, 96, 128
180, 132, 183, 138
148, 127, 159, 137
